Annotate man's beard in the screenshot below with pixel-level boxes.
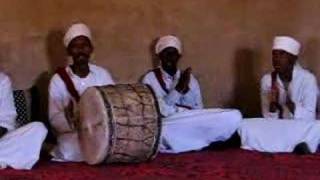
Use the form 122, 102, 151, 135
278, 66, 293, 82
73, 53, 90, 66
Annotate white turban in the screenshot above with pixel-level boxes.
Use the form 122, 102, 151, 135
155, 35, 182, 54
63, 23, 92, 48
272, 36, 301, 56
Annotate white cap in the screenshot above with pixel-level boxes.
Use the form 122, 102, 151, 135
155, 35, 182, 54
63, 23, 92, 47
272, 36, 301, 56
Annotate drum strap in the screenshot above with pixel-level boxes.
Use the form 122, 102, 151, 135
56, 67, 80, 103
153, 68, 192, 110
153, 68, 169, 94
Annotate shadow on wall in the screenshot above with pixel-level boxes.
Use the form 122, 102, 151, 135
31, 29, 66, 143
304, 37, 320, 118
229, 48, 262, 118
304, 38, 320, 76
138, 38, 159, 82
46, 30, 68, 72
151, 38, 160, 69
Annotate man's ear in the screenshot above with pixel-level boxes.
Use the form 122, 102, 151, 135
89, 42, 94, 53
289, 54, 298, 65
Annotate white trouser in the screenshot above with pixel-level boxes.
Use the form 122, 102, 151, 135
160, 108, 242, 153
0, 122, 47, 169
51, 131, 84, 162
238, 118, 320, 153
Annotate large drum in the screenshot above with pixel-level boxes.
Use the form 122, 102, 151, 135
78, 84, 161, 165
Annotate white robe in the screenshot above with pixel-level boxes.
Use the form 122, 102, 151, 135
142, 68, 242, 153
261, 63, 318, 120
238, 118, 320, 153
142, 67, 203, 117
239, 64, 320, 153
49, 64, 114, 162
0, 73, 47, 169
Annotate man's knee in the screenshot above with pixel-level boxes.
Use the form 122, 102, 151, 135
25, 122, 48, 135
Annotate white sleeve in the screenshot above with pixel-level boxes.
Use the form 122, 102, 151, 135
260, 75, 279, 119
189, 76, 203, 109
48, 76, 72, 134
101, 69, 115, 85
0, 75, 17, 131
178, 75, 203, 109
164, 89, 182, 106
142, 74, 178, 117
141, 72, 182, 107
294, 75, 318, 120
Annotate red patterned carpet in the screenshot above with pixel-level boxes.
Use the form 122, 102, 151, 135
1, 149, 320, 180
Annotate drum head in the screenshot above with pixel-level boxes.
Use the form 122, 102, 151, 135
79, 87, 110, 165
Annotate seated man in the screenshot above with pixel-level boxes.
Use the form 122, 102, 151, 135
0, 73, 47, 169
261, 37, 318, 119
49, 23, 114, 162
142, 35, 242, 153
238, 36, 320, 154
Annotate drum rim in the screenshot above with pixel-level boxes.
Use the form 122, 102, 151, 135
87, 83, 162, 163
96, 85, 116, 163
144, 84, 162, 160
79, 87, 112, 164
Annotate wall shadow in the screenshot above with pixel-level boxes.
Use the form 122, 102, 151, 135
229, 48, 261, 118
31, 29, 66, 143
138, 37, 159, 82
304, 37, 320, 118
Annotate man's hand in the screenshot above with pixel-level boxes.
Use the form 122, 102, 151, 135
269, 101, 279, 112
0, 127, 7, 138
64, 100, 79, 130
176, 67, 192, 94
269, 85, 280, 113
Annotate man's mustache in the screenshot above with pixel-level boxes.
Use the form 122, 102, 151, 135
74, 53, 90, 60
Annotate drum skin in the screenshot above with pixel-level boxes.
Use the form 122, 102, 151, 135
78, 84, 161, 165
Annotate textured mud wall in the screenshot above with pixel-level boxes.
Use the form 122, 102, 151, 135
0, 0, 319, 117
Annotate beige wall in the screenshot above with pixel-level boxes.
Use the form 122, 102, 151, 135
1, 0, 320, 117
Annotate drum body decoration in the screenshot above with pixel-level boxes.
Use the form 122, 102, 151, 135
78, 84, 161, 165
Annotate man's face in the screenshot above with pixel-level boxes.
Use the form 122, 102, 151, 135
272, 49, 297, 74
159, 47, 181, 75
67, 36, 93, 66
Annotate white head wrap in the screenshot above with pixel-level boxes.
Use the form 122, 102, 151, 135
63, 23, 92, 48
272, 36, 301, 56
155, 35, 182, 54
